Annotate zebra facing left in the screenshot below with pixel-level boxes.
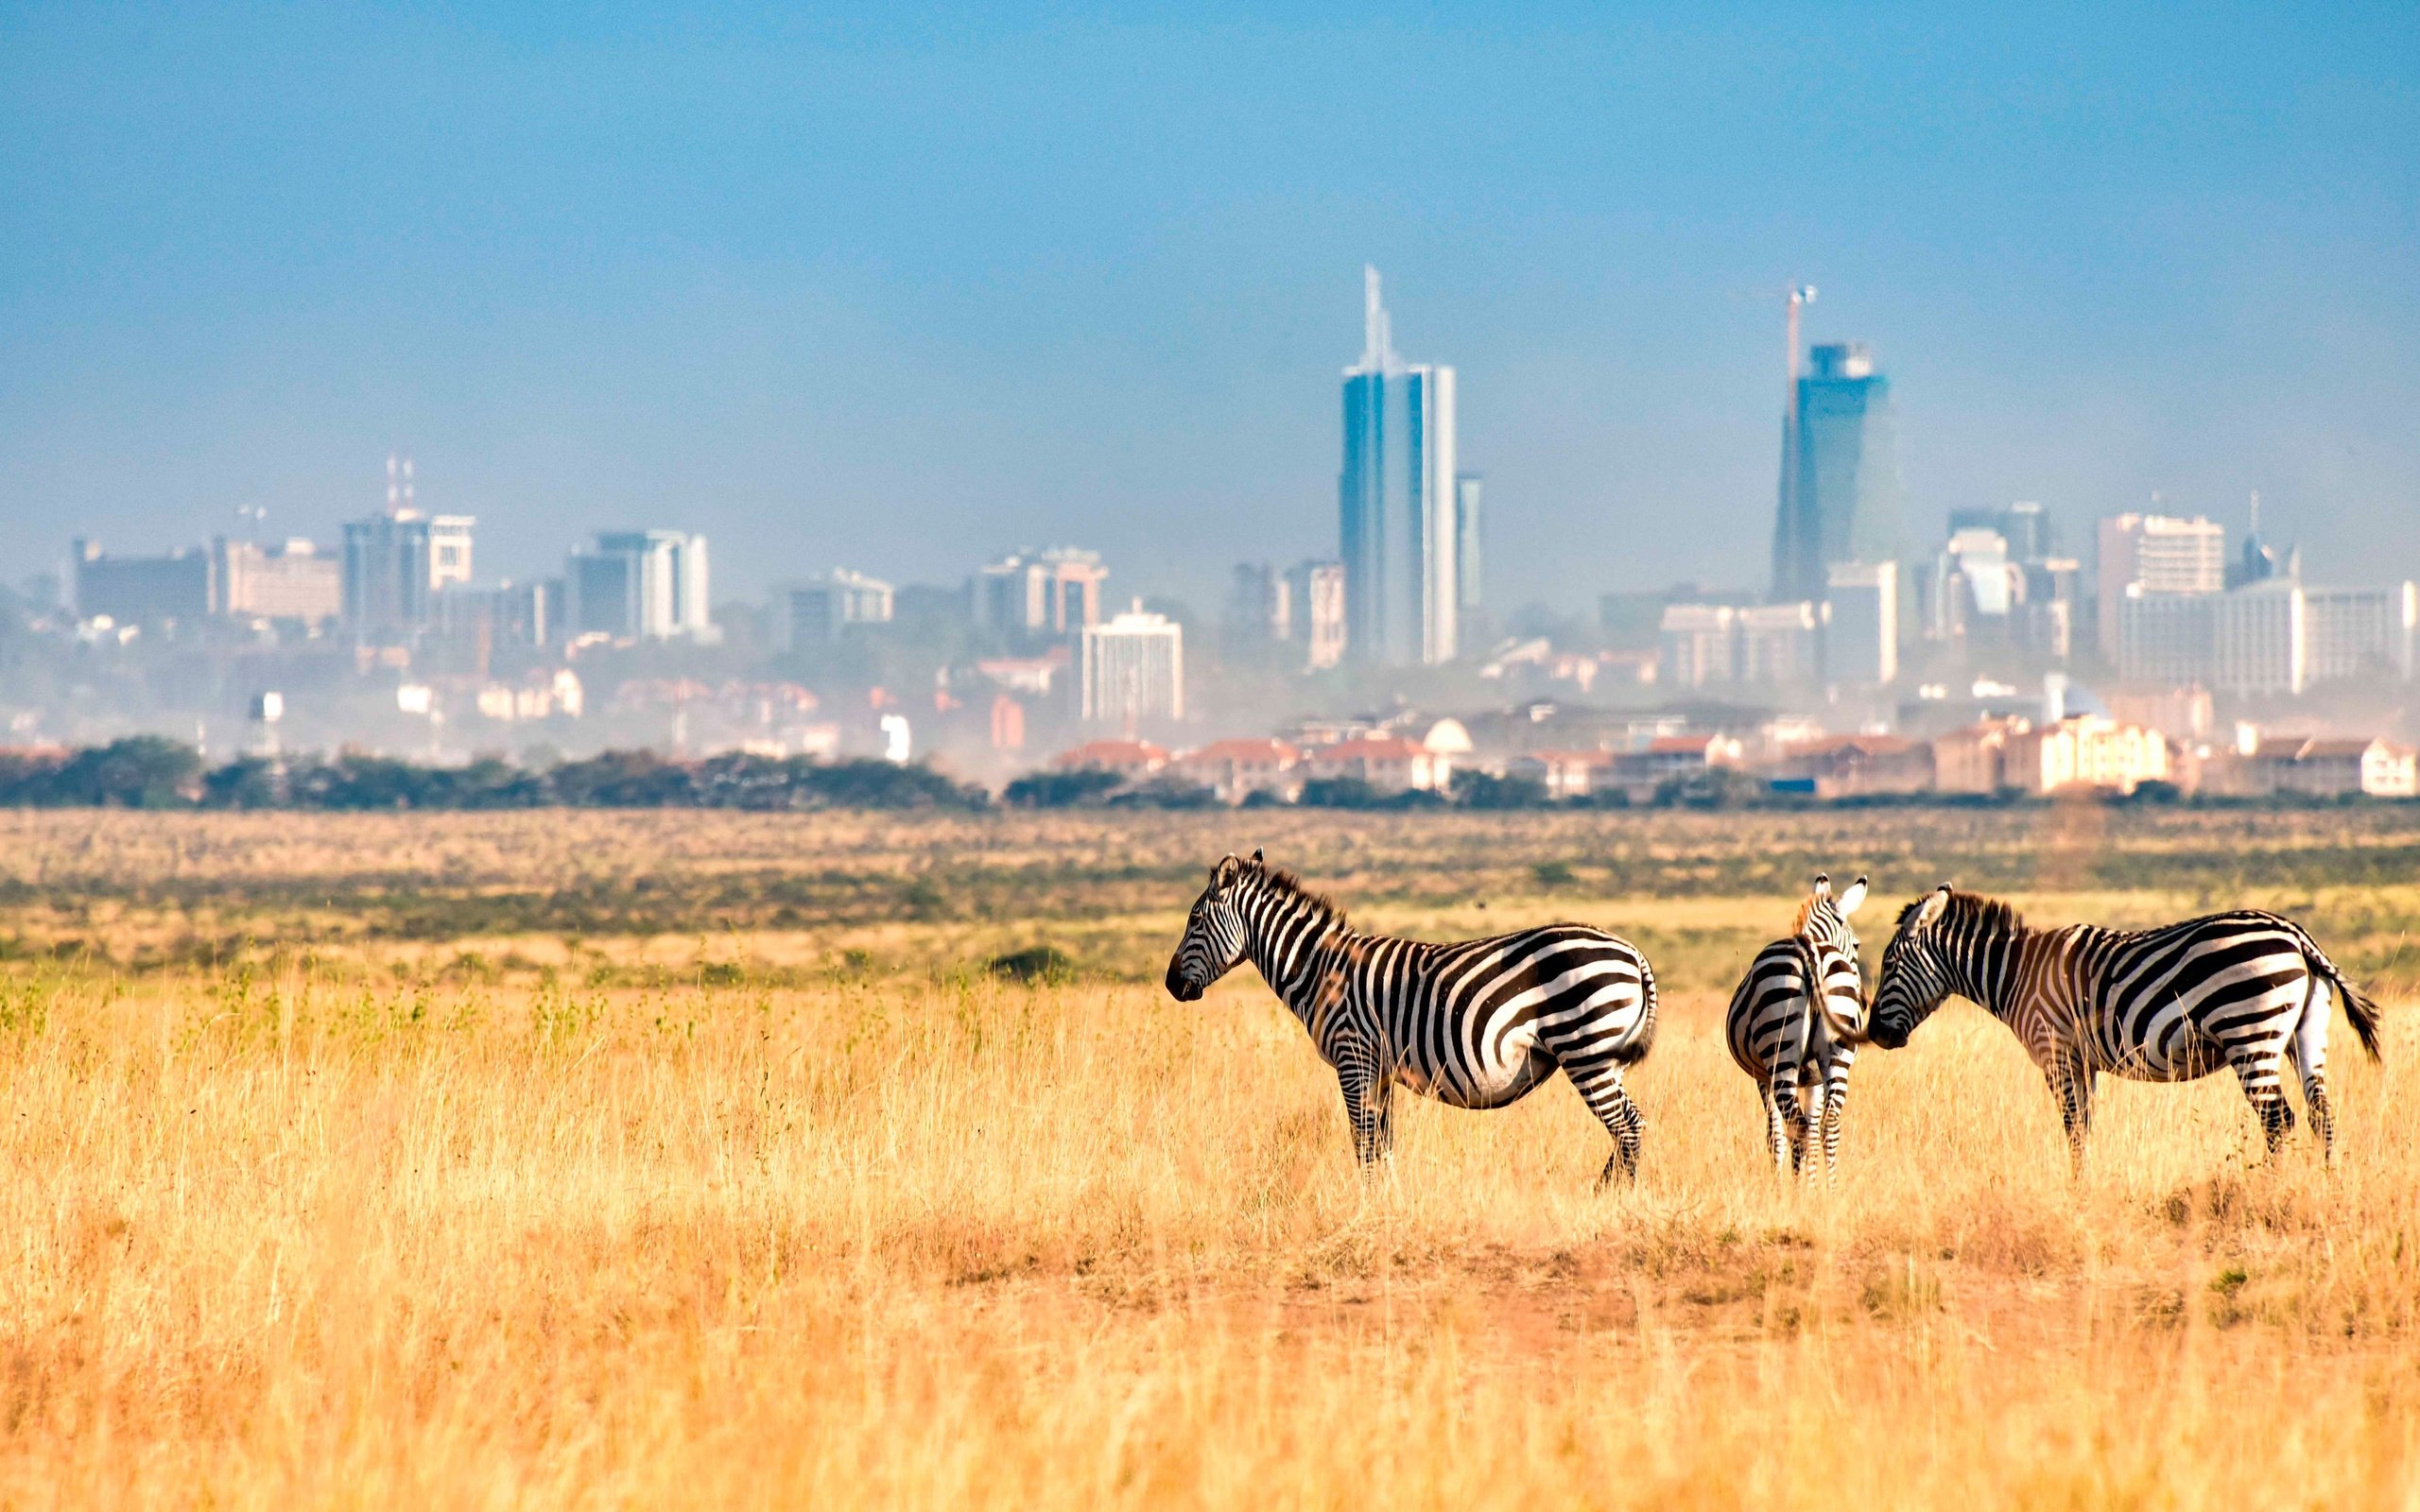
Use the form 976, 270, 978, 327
1869, 886, 2384, 1165
1164, 851, 1659, 1187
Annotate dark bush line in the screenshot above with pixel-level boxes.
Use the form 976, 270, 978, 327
994, 762, 2419, 813
0, 738, 986, 812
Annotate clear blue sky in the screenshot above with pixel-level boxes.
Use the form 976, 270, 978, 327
3, 3, 2414, 612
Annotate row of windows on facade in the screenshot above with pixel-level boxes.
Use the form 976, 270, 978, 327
68, 520, 714, 645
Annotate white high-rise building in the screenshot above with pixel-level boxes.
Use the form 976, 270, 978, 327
2117, 577, 2416, 696
1340, 267, 1458, 665
1825, 559, 1899, 685
2095, 513, 2226, 653
2304, 583, 2419, 683
1658, 604, 1737, 689
1080, 601, 1184, 727
1737, 602, 1825, 683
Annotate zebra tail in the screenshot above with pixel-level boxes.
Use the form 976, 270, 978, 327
2330, 971, 2385, 1063
1613, 955, 1659, 1065
2303, 934, 2384, 1062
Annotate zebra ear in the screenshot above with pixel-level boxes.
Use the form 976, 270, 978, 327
1837, 876, 1868, 915
1910, 885, 1951, 931
1812, 872, 1831, 898
1251, 848, 1265, 865
1212, 854, 1242, 886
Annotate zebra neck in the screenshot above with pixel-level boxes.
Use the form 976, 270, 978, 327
1949, 920, 2036, 1021
1240, 898, 1357, 1021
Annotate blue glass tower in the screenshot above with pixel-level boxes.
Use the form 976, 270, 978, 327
1340, 267, 1458, 665
1772, 342, 1904, 606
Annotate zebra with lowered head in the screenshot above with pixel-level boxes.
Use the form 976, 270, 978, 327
1164, 851, 1659, 1187
1725, 873, 1870, 1181
1869, 886, 2383, 1165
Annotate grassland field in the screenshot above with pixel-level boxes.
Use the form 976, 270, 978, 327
0, 804, 2416, 1507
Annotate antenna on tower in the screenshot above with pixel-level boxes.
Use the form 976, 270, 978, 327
1773, 284, 1818, 599
387, 453, 400, 512
1786, 285, 1817, 389
1360, 265, 1397, 372
2248, 488, 2262, 539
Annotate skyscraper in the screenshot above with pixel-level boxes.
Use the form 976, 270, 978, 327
1772, 342, 1905, 606
1340, 267, 1458, 666
342, 458, 475, 641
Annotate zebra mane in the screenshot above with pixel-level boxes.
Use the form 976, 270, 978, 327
1246, 862, 1350, 928
1790, 893, 1824, 935
1901, 888, 2025, 936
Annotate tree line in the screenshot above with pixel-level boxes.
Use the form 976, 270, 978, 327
0, 738, 986, 811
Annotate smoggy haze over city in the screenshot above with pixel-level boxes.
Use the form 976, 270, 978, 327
3, 4, 2416, 613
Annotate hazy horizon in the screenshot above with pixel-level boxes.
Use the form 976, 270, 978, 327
5, 3, 2415, 617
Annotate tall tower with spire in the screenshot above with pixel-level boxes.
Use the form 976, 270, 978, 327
1339, 266, 1458, 666
1771, 331, 1904, 607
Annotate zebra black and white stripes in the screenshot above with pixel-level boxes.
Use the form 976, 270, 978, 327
1870, 886, 2384, 1163
1165, 851, 1658, 1186
1725, 874, 1870, 1180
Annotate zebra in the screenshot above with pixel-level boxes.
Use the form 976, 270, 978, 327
1868, 885, 2384, 1166
1725, 873, 1870, 1181
1164, 850, 1659, 1187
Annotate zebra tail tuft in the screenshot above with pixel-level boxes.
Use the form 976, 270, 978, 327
2337, 975, 2385, 1063
2308, 940, 2384, 1062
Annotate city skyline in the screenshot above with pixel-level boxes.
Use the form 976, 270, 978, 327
3, 7, 2414, 614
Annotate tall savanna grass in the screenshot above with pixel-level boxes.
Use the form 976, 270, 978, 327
0, 810, 2413, 1505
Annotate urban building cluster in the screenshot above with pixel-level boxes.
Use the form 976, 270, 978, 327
16, 275, 2416, 798
76, 458, 716, 649
45, 455, 1187, 770
1046, 696, 2416, 805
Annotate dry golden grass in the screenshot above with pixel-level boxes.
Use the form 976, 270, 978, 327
0, 809, 2415, 1506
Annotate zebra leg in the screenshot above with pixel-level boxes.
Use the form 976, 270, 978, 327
1762, 1082, 1791, 1176
2295, 977, 2336, 1161
1819, 1053, 1852, 1185
2232, 1050, 2295, 1158
2049, 1058, 2096, 1176
1798, 1073, 1828, 1187
1572, 1065, 1645, 1189
1331, 1037, 1386, 1168
1769, 1078, 1804, 1181
1372, 1073, 1399, 1160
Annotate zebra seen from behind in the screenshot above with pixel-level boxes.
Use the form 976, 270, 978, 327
1725, 873, 1870, 1181
1869, 886, 2384, 1166
1164, 851, 1659, 1187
